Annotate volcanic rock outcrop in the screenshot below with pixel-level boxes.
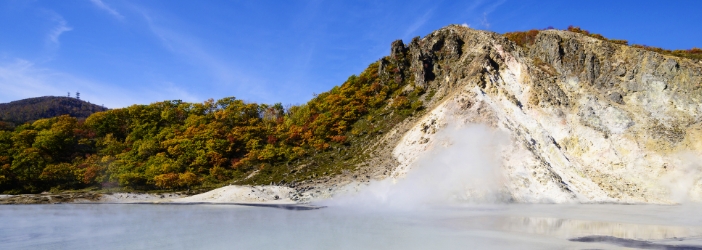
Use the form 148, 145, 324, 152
313, 25, 702, 204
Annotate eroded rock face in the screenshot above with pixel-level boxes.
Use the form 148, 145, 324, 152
384, 25, 702, 204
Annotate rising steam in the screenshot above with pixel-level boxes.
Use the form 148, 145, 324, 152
662, 152, 702, 203
322, 124, 511, 209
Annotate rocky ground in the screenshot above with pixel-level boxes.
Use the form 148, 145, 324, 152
0, 193, 102, 204
0, 187, 292, 204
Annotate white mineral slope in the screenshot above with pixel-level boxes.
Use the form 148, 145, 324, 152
174, 185, 298, 204
329, 25, 702, 205
192, 26, 701, 206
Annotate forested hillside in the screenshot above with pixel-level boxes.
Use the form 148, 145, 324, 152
0, 96, 108, 126
0, 56, 426, 193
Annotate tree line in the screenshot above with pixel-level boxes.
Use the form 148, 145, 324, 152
0, 54, 425, 193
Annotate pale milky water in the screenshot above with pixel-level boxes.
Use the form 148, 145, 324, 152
2, 204, 702, 249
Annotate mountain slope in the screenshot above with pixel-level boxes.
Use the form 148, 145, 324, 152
314, 25, 702, 204
0, 96, 108, 125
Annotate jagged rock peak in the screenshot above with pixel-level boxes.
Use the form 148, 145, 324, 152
368, 24, 702, 204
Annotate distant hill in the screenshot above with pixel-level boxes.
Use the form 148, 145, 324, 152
0, 96, 108, 125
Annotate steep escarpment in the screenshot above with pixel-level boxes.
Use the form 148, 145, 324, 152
332, 25, 702, 204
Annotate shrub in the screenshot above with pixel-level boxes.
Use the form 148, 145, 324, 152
154, 173, 179, 189
330, 135, 347, 143
178, 172, 199, 187
610, 39, 628, 45
118, 172, 147, 188
209, 166, 229, 182
504, 29, 540, 47
391, 96, 410, 109
39, 163, 79, 188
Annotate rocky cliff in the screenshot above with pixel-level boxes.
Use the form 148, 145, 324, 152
307, 25, 702, 204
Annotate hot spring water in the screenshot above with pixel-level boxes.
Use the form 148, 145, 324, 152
2, 203, 702, 249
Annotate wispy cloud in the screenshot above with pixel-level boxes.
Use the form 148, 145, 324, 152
403, 9, 434, 39
460, 0, 505, 30
89, 0, 124, 20
0, 59, 59, 98
159, 82, 200, 103
133, 7, 274, 102
0, 59, 119, 107
46, 12, 72, 47
0, 58, 175, 108
483, 0, 506, 15
466, 0, 485, 13
144, 18, 237, 84
480, 12, 491, 29
480, 0, 505, 29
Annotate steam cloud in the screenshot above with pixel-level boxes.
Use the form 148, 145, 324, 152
662, 152, 702, 203
322, 124, 511, 210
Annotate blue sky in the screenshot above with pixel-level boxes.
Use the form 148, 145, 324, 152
1, 0, 700, 108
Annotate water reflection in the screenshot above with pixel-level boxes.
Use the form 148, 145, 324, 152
571, 235, 702, 250
435, 204, 702, 249
499, 216, 702, 240
2, 204, 702, 249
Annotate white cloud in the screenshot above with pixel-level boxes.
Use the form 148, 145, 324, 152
461, 0, 505, 30
89, 0, 124, 20
480, 12, 491, 29
140, 13, 234, 83
0, 58, 201, 108
466, 0, 485, 13
135, 9, 274, 102
403, 10, 433, 39
483, 0, 506, 15
402, 9, 433, 38
479, 0, 506, 29
159, 82, 200, 103
0, 59, 58, 98
0, 59, 123, 107
46, 13, 73, 47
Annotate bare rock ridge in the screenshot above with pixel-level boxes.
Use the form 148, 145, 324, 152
305, 25, 702, 204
